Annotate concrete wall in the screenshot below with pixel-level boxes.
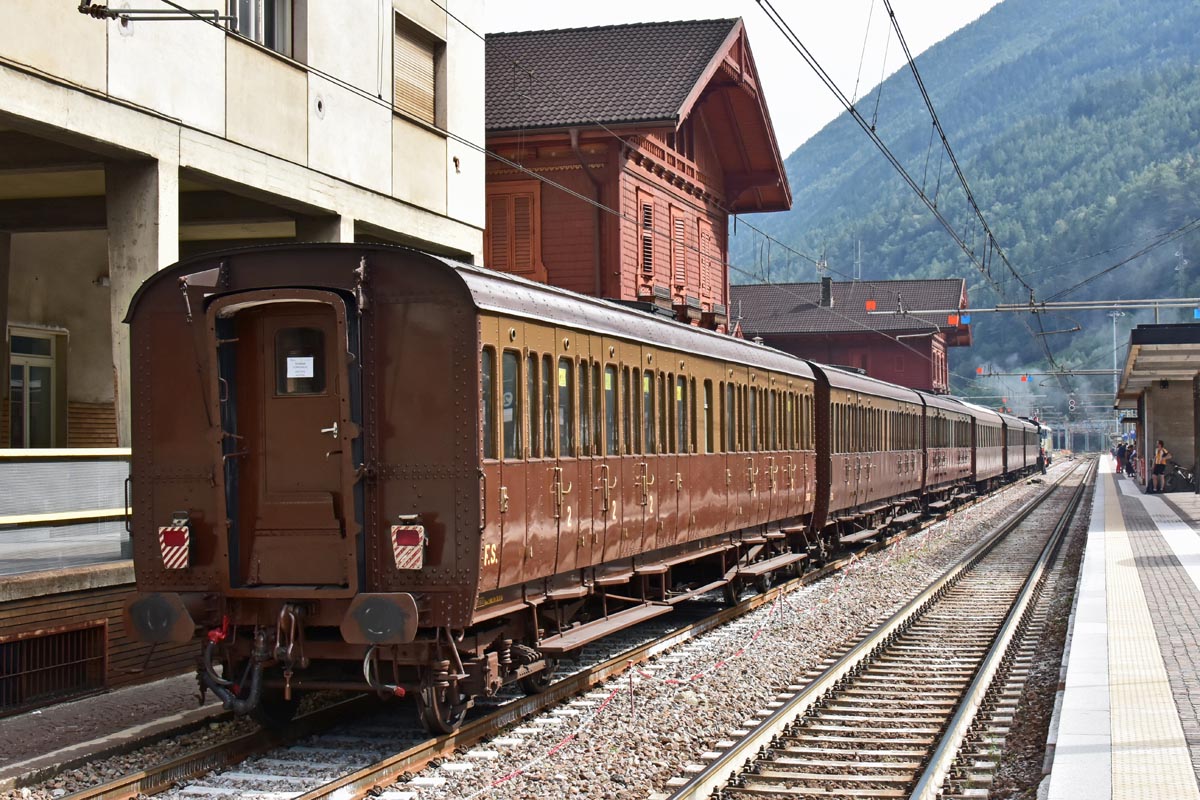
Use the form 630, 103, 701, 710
1143, 381, 1195, 471
0, 0, 485, 250
8, 231, 113, 405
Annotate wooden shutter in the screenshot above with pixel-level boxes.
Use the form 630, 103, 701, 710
487, 195, 511, 271
394, 17, 436, 123
485, 183, 542, 280
672, 214, 686, 288
640, 202, 654, 274
512, 194, 533, 271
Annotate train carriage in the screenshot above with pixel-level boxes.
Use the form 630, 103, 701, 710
999, 412, 1039, 474
919, 391, 974, 499
952, 399, 1005, 489
124, 244, 826, 732
810, 365, 925, 546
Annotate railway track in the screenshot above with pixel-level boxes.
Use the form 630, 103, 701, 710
56, 473, 1057, 800
662, 459, 1093, 800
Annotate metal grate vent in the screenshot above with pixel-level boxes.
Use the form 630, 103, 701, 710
0, 622, 106, 716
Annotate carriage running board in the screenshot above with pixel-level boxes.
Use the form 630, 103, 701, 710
840, 528, 880, 545
666, 579, 729, 605
537, 602, 673, 655
732, 550, 807, 578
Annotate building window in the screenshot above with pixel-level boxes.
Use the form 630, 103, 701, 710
9, 330, 61, 448
671, 212, 686, 288
230, 0, 293, 57
640, 198, 654, 275
394, 14, 442, 125
485, 182, 544, 281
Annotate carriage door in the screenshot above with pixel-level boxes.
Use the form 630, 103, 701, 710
552, 328, 586, 574
595, 340, 624, 565
215, 292, 358, 591
615, 340, 646, 561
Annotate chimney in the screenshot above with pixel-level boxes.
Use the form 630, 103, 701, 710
819, 276, 833, 308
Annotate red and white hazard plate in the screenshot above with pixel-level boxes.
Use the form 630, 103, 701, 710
158, 525, 190, 570
391, 525, 425, 570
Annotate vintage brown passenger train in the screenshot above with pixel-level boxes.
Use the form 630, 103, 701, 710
123, 244, 1041, 732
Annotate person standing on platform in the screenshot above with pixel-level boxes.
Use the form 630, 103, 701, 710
1116, 441, 1127, 474
1152, 439, 1171, 493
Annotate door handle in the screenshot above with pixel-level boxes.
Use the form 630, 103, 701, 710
320, 422, 339, 438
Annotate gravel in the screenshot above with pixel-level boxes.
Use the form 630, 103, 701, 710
384, 469, 1069, 800
0, 465, 1075, 800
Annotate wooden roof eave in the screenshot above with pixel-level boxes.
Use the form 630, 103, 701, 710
673, 20, 791, 213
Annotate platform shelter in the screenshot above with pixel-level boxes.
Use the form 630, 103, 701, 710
1114, 323, 1200, 492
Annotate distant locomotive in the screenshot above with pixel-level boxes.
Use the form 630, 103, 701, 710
123, 244, 1042, 732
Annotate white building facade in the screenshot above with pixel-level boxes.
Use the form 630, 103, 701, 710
0, 0, 485, 451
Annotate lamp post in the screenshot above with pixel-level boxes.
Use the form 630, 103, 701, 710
1108, 311, 1126, 395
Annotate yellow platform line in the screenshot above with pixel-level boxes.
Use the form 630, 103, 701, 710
1106, 473, 1200, 799
0, 507, 129, 528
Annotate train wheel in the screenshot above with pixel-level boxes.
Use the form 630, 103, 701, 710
250, 689, 301, 730
513, 644, 558, 695
418, 670, 468, 735
723, 580, 741, 607
755, 572, 773, 594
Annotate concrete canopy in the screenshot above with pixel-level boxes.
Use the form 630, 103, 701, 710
1115, 323, 1200, 409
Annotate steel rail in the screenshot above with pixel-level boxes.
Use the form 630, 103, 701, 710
909, 457, 1095, 799
58, 472, 1028, 800
664, 460, 1086, 800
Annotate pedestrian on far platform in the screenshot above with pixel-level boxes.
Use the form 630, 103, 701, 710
1152, 439, 1171, 493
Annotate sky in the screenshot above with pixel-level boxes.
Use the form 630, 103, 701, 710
484, 0, 1004, 156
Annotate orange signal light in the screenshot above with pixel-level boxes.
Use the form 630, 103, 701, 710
976, 366, 984, 375
865, 299, 877, 311
947, 314, 960, 325
1020, 375, 1028, 382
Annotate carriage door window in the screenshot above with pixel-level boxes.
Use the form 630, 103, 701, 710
480, 347, 496, 460
502, 351, 521, 459
9, 330, 59, 448
557, 358, 575, 456
605, 366, 618, 455
527, 353, 540, 457
542, 354, 555, 457
578, 361, 591, 456
676, 376, 687, 453
642, 371, 655, 453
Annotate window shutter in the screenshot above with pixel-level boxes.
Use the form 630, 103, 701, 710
394, 18, 436, 123
488, 195, 511, 271
512, 193, 534, 271
672, 216, 686, 287
641, 203, 654, 274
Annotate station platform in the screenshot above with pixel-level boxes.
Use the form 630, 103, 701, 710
1048, 457, 1200, 799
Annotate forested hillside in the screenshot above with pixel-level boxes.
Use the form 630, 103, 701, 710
732, 0, 1200, 411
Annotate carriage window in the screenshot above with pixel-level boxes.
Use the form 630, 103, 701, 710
579, 361, 591, 456
660, 372, 669, 454
275, 327, 326, 395
502, 351, 522, 459
528, 353, 540, 457
676, 376, 687, 454
542, 354, 555, 457
623, 367, 633, 455
593, 362, 602, 456
558, 358, 575, 456
725, 382, 735, 452
481, 347, 496, 460
703, 380, 713, 454
768, 390, 777, 450
749, 388, 758, 452
605, 366, 618, 455
643, 371, 656, 453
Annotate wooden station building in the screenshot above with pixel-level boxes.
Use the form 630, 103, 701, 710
483, 19, 791, 330
731, 277, 973, 394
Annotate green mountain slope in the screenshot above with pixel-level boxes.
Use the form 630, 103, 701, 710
733, 0, 1200, 410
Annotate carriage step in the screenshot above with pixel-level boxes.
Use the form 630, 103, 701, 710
667, 579, 729, 604
735, 551, 807, 577
841, 528, 880, 544
537, 603, 673, 655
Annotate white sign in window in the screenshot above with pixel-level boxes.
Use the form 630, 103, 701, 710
286, 356, 314, 379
